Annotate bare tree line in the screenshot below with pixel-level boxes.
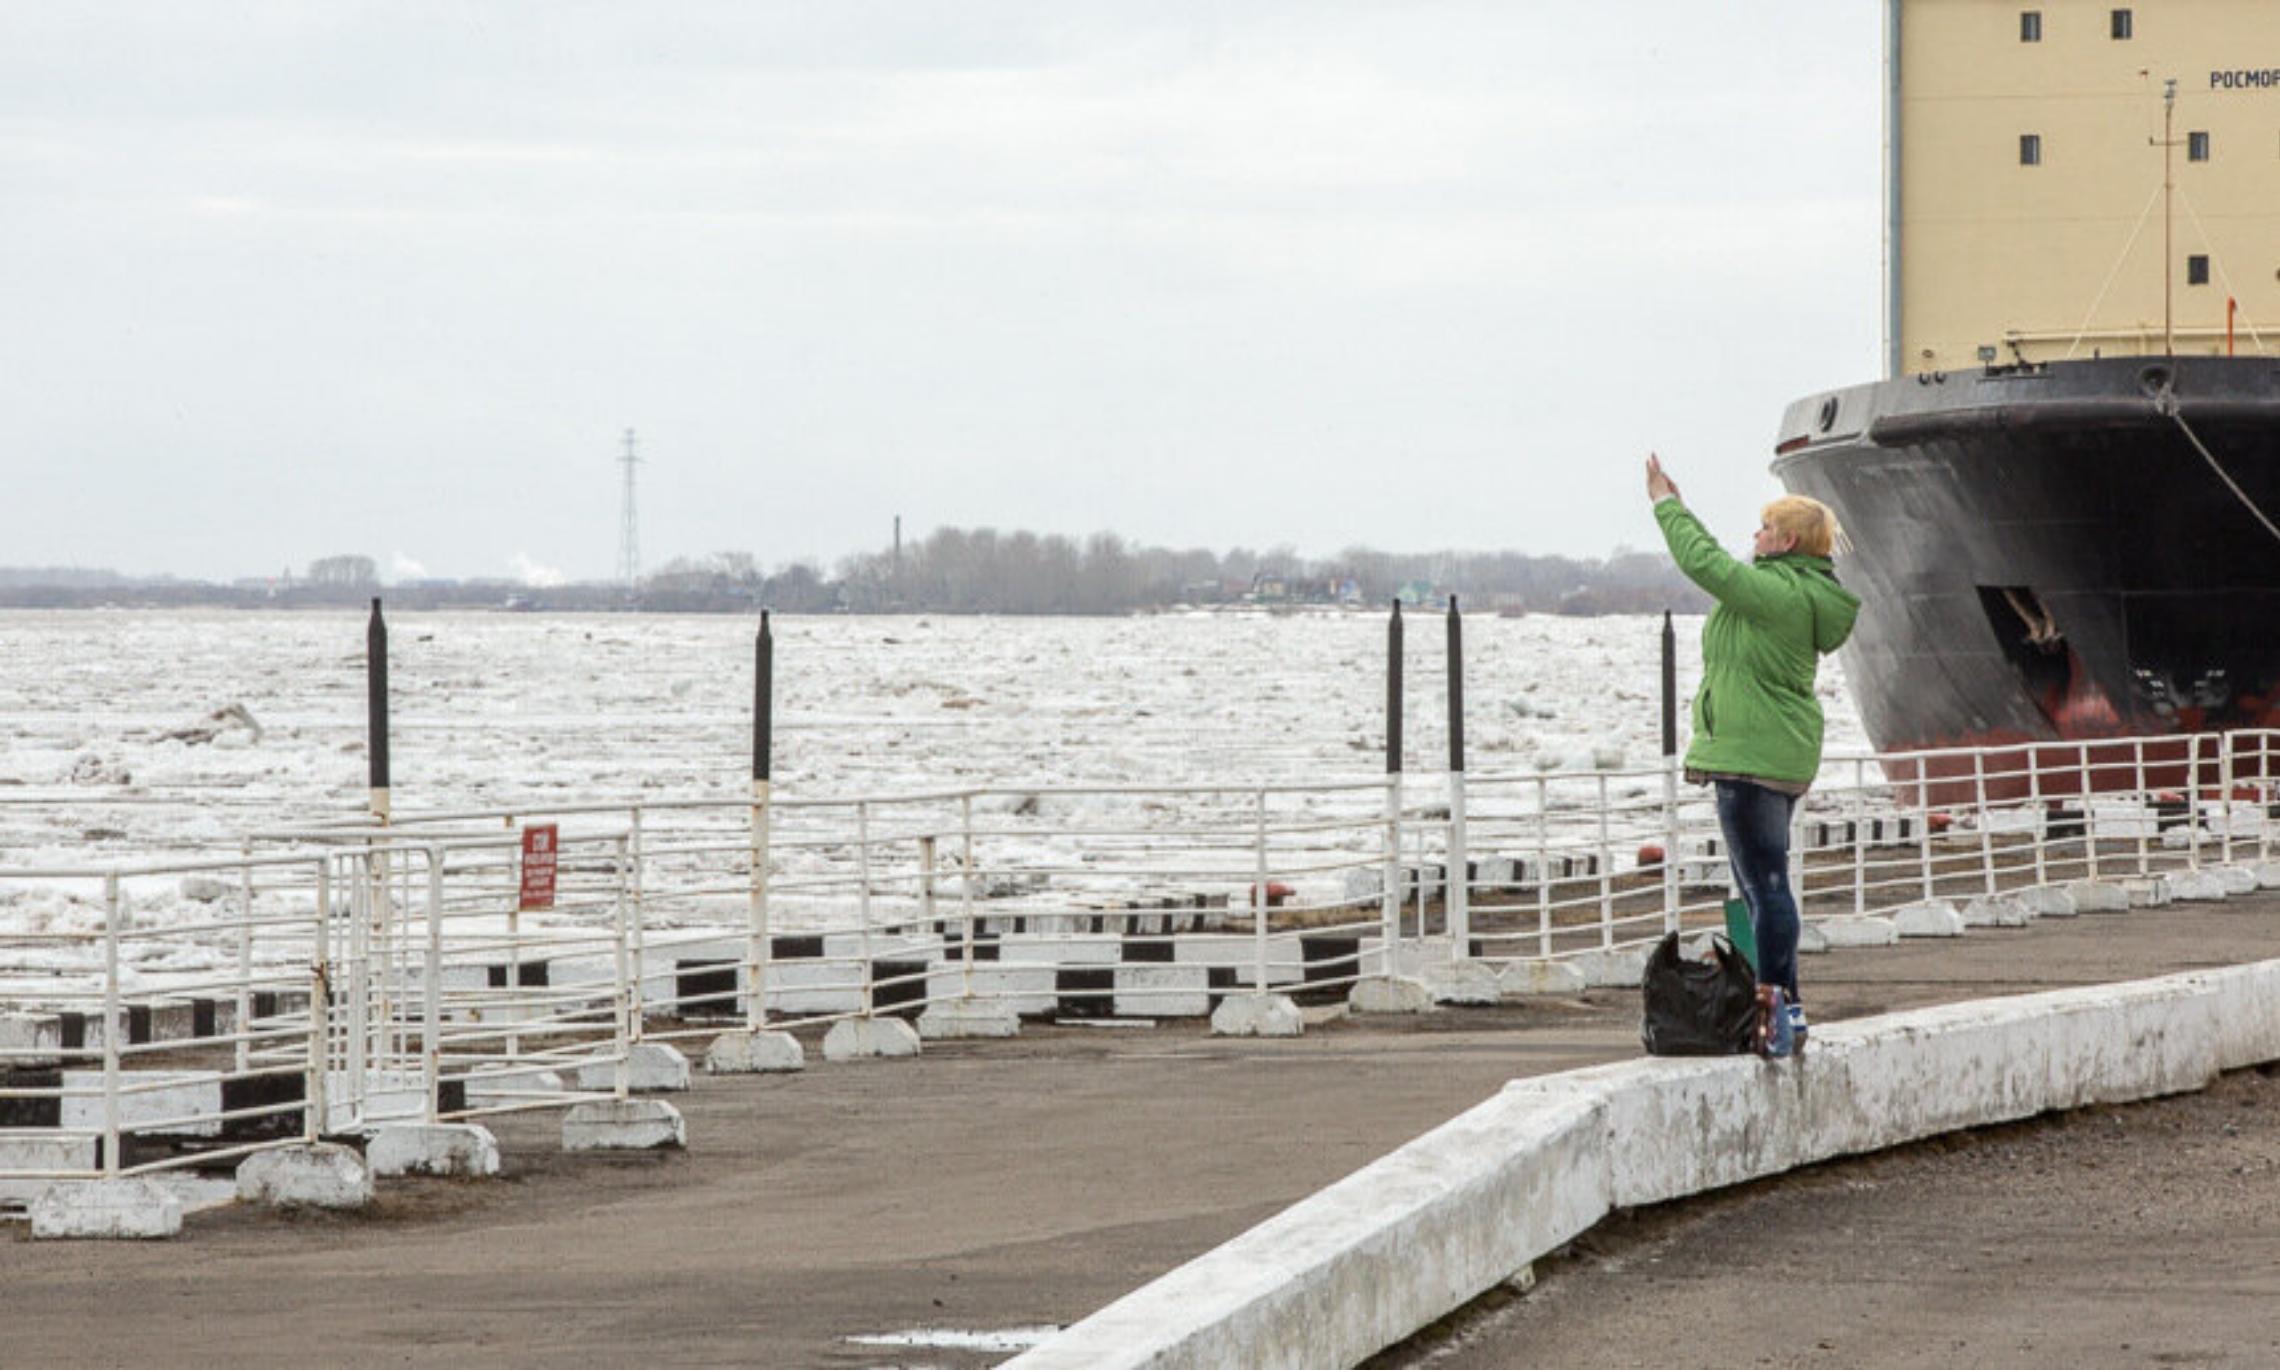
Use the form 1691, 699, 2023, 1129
647, 526, 1709, 615
0, 528, 1708, 615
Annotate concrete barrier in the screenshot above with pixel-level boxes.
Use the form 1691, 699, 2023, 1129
1007, 958, 2280, 1370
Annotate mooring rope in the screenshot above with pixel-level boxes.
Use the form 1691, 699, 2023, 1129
2156, 384, 2280, 547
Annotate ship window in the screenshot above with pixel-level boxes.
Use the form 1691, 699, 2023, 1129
2020, 11, 2041, 41
2189, 255, 2210, 286
2020, 133, 2042, 166
2110, 8, 2132, 40
2189, 130, 2210, 161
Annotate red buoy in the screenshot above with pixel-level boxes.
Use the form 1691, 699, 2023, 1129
1636, 844, 1667, 868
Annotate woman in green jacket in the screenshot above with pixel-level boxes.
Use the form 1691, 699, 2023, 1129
1647, 454, 1859, 1054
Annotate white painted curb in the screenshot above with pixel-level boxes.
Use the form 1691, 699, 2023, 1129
1007, 958, 2280, 1370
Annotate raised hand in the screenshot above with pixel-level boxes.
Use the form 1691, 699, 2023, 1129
1646, 452, 1681, 503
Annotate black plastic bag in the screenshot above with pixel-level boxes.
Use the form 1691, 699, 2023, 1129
1640, 931, 1757, 1056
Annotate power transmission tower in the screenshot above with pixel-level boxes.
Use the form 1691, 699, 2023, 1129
616, 428, 642, 589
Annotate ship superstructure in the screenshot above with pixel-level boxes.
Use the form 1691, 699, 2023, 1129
1775, 0, 2280, 794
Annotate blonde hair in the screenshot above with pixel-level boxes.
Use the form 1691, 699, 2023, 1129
1761, 495, 1842, 558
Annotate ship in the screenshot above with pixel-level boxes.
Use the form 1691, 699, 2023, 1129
1769, 1, 2280, 800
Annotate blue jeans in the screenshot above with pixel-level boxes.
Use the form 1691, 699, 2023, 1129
1715, 779, 1801, 1005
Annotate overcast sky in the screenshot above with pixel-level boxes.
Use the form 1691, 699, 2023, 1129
1, 2, 1882, 584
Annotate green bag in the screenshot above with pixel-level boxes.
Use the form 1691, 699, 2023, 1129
1722, 897, 1758, 975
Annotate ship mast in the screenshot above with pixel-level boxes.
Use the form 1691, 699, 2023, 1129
2160, 77, 2177, 359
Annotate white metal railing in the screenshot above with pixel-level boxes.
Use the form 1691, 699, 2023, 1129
2, 725, 2272, 1203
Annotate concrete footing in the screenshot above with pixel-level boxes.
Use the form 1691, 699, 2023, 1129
571, 1042, 691, 1093
2069, 881, 2131, 913
2216, 865, 2262, 895
1498, 960, 1589, 997
2170, 869, 2230, 902
822, 1017, 923, 1061
562, 1098, 686, 1151
1892, 900, 1966, 937
366, 1122, 501, 1178
917, 1000, 1022, 1040
2126, 875, 2174, 908
236, 1143, 373, 1210
2256, 862, 2280, 890
1347, 977, 1433, 1015
1795, 920, 1830, 955
1818, 915, 1899, 947
1959, 896, 2029, 928
1210, 993, 1304, 1038
1419, 960, 1502, 1006
705, 1028, 810, 1071
1568, 946, 1650, 989
30, 1178, 182, 1240
2019, 885, 2078, 918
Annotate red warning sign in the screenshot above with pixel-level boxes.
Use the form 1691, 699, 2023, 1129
518, 823, 559, 912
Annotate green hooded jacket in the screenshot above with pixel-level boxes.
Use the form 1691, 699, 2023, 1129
1655, 498, 1861, 785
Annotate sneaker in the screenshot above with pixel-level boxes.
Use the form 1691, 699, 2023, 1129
1786, 1002, 1809, 1050
1756, 986, 1793, 1058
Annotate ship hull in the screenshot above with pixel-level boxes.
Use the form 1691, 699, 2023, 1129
1774, 356, 2280, 801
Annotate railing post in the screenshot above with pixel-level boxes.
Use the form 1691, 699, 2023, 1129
423, 845, 444, 1123
1788, 802, 1805, 919
506, 840, 523, 1062
2252, 724, 2270, 866
2082, 743, 2100, 882
919, 834, 938, 930
1445, 596, 1468, 963
2134, 739, 2150, 876
2029, 743, 2048, 888
2220, 733, 2236, 868
308, 858, 331, 1143
1253, 789, 1271, 999
236, 843, 255, 1075
1380, 775, 1401, 977
346, 847, 373, 1130
960, 794, 978, 1000
1535, 776, 1552, 959
749, 607, 776, 1031
1384, 599, 1405, 977
749, 781, 773, 1031
2184, 733, 2203, 872
1851, 757, 1867, 914
1974, 749, 1995, 897
1917, 756, 1935, 902
857, 801, 875, 1020
1596, 772, 1613, 949
628, 805, 647, 1041
101, 873, 122, 1179
1661, 609, 1680, 934
1662, 758, 1680, 935
611, 834, 632, 1101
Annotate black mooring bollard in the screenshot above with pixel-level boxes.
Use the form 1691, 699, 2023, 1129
1386, 600, 1404, 774
1446, 595, 1465, 773
753, 610, 774, 783
367, 597, 390, 819
1661, 610, 1678, 757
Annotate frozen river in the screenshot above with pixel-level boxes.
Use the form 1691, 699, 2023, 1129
0, 607, 1863, 868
